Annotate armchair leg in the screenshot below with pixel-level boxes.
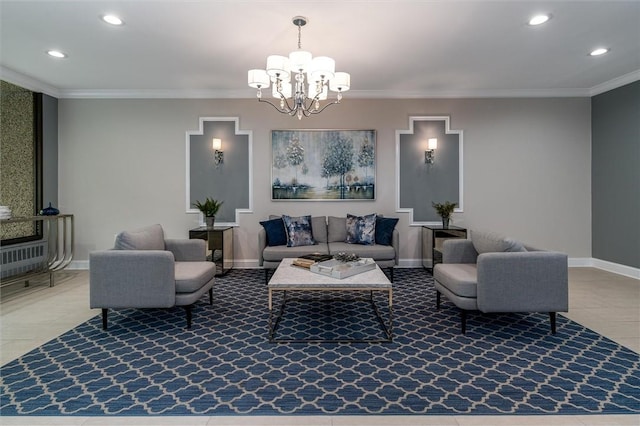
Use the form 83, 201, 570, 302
101, 308, 108, 330
185, 305, 193, 329
460, 310, 467, 334
550, 312, 557, 334
208, 288, 213, 305
436, 291, 441, 309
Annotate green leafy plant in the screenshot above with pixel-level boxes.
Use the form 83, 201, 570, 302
192, 197, 223, 217
432, 201, 457, 219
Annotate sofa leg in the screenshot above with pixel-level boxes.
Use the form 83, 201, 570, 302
264, 268, 270, 285
101, 308, 108, 330
208, 288, 213, 305
185, 305, 193, 329
460, 310, 467, 334
550, 312, 557, 334
436, 291, 441, 309
389, 267, 394, 283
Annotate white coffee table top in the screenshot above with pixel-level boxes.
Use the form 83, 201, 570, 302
268, 258, 392, 289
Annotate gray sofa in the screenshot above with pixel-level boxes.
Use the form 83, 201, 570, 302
259, 215, 398, 282
90, 224, 216, 329
433, 230, 568, 334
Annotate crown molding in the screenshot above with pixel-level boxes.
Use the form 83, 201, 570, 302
0, 66, 61, 97
2, 67, 637, 99
589, 69, 640, 96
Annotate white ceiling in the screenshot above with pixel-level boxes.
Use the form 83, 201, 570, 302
1, 0, 639, 99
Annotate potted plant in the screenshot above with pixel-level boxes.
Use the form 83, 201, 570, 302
193, 197, 223, 228
432, 201, 457, 228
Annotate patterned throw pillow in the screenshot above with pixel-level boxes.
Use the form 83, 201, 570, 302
346, 213, 377, 245
282, 215, 316, 247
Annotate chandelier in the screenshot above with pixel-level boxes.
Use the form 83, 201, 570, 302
247, 16, 351, 120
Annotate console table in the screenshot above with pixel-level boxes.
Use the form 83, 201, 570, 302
422, 225, 467, 272
0, 214, 74, 287
188, 226, 233, 276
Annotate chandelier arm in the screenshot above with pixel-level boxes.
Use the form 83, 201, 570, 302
306, 99, 341, 115
258, 97, 293, 114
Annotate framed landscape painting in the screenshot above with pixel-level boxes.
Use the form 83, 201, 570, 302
271, 129, 376, 201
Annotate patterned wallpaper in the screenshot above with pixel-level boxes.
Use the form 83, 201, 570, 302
0, 80, 36, 240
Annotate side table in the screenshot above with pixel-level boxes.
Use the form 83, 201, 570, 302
422, 225, 467, 272
188, 226, 233, 276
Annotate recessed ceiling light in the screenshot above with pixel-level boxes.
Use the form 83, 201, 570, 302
590, 48, 609, 56
102, 14, 124, 26
528, 14, 551, 26
47, 50, 67, 58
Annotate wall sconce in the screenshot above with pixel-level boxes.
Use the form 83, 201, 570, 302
212, 138, 223, 166
425, 138, 437, 164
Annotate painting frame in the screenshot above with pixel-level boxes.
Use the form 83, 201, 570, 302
271, 129, 376, 201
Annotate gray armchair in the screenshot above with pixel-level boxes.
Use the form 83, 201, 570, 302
433, 230, 568, 334
90, 224, 216, 329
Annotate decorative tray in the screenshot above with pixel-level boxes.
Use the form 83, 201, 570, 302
310, 258, 376, 279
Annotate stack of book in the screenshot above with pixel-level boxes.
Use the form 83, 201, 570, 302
292, 253, 333, 269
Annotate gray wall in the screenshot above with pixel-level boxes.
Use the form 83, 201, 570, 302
57, 97, 592, 266
42, 94, 58, 208
592, 81, 640, 268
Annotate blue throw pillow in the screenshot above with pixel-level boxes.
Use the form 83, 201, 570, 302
346, 213, 377, 245
375, 216, 399, 246
259, 218, 288, 247
282, 215, 316, 247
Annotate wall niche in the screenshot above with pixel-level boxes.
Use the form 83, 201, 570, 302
186, 117, 253, 226
396, 116, 463, 224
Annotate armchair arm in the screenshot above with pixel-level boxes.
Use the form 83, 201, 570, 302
476, 251, 568, 313
442, 239, 478, 264
165, 238, 206, 261
258, 228, 267, 266
89, 250, 176, 309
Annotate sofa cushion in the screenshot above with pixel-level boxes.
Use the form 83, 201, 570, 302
114, 224, 165, 250
260, 217, 288, 247
312, 216, 328, 243
329, 242, 395, 261
174, 261, 216, 293
282, 215, 316, 247
471, 230, 527, 254
328, 216, 347, 242
433, 263, 478, 298
346, 213, 377, 245
375, 216, 399, 246
263, 244, 330, 262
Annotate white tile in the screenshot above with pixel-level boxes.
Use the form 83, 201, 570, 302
83, 417, 209, 425
207, 416, 331, 426
0, 417, 90, 425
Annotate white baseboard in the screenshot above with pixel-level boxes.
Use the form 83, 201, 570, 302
65, 257, 640, 280
589, 258, 640, 280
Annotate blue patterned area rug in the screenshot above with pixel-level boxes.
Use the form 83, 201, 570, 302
1, 268, 639, 416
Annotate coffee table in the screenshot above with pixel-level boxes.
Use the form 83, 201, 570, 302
267, 258, 393, 343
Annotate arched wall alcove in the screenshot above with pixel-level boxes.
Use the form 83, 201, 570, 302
186, 117, 253, 226
396, 116, 463, 224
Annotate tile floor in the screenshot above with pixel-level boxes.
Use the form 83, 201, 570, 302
1, 267, 638, 426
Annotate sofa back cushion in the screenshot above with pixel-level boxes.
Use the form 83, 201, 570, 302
282, 215, 316, 247
328, 216, 347, 242
311, 216, 328, 243
471, 230, 527, 254
114, 224, 165, 250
